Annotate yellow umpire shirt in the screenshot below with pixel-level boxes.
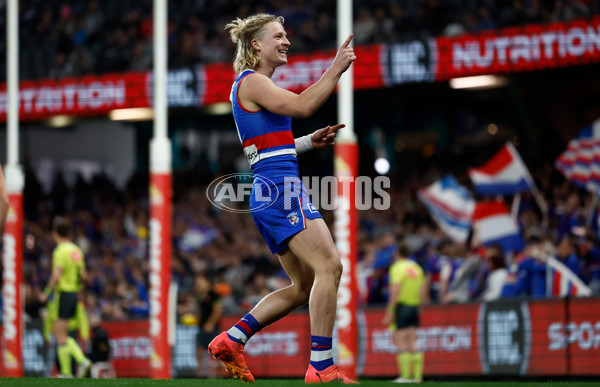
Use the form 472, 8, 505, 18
389, 259, 424, 306
52, 241, 85, 293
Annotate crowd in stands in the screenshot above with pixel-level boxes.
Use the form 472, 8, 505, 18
1, 0, 599, 81
8, 138, 600, 323
1, 0, 600, 323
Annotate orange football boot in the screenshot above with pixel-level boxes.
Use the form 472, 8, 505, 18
208, 331, 255, 383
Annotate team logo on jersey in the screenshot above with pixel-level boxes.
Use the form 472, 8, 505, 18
287, 212, 300, 226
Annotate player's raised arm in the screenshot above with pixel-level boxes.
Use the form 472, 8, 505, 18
243, 34, 356, 119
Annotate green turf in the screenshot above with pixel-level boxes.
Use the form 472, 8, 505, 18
0, 378, 599, 387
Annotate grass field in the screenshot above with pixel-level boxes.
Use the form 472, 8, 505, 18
1, 378, 599, 387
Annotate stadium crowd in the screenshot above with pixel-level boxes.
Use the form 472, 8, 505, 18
1, 0, 599, 81
0, 0, 599, 323
10, 140, 600, 323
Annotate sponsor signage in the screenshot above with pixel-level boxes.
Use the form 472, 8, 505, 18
0, 18, 599, 121
102, 320, 151, 377
478, 301, 531, 375
3, 298, 600, 377
435, 16, 600, 80
382, 38, 437, 85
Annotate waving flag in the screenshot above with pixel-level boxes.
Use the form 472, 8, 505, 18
556, 139, 579, 180
418, 175, 474, 243
546, 255, 592, 298
468, 142, 534, 195
473, 201, 524, 252
571, 138, 594, 189
556, 118, 600, 192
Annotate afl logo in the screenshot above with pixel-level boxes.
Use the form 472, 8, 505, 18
478, 301, 531, 375
206, 173, 278, 214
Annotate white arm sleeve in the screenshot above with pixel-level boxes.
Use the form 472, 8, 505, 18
294, 133, 314, 155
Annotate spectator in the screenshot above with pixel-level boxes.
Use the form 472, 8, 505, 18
439, 244, 468, 304
4, 0, 600, 81
480, 246, 508, 302
424, 239, 452, 304
556, 235, 583, 279
510, 237, 548, 298
194, 272, 223, 379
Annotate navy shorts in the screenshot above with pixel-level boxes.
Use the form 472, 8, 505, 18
250, 176, 322, 254
57, 292, 78, 319
395, 304, 419, 329
197, 327, 220, 348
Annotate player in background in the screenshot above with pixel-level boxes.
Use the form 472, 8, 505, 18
44, 299, 89, 377
208, 13, 357, 384
40, 218, 92, 378
195, 272, 223, 378
383, 244, 426, 383
0, 166, 9, 233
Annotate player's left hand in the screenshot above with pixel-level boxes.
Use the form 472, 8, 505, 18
311, 124, 344, 148
382, 311, 393, 326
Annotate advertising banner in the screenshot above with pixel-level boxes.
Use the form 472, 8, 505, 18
103, 320, 151, 378
435, 16, 600, 80
363, 305, 480, 376
3, 298, 600, 377
1, 17, 599, 121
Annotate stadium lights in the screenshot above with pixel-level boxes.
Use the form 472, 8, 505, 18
46, 115, 75, 128
374, 157, 390, 175
109, 107, 154, 121
449, 75, 507, 89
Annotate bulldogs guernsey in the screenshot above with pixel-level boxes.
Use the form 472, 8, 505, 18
231, 69, 299, 179
230, 69, 322, 254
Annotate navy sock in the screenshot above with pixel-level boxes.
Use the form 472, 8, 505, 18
309, 335, 334, 371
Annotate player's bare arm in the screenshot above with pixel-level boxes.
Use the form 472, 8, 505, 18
383, 282, 401, 326
419, 282, 427, 306
39, 266, 63, 303
80, 264, 88, 283
241, 34, 356, 118
204, 302, 223, 332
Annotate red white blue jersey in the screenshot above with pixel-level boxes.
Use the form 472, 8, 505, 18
231, 69, 299, 179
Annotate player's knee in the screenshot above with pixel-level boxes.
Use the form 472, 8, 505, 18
295, 283, 312, 305
328, 258, 343, 285
313, 248, 342, 283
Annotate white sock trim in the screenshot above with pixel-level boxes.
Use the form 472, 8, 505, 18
227, 326, 249, 344
310, 349, 333, 362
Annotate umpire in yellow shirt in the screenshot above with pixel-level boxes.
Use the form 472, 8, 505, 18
383, 243, 426, 383
39, 217, 92, 378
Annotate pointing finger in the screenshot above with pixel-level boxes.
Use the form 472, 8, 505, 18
315, 126, 329, 135
341, 34, 354, 48
328, 124, 345, 133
